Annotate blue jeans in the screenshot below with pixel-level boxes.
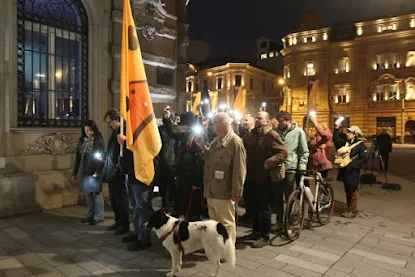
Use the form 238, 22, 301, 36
126, 176, 153, 243
86, 192, 104, 220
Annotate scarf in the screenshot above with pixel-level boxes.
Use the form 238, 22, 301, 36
80, 136, 94, 160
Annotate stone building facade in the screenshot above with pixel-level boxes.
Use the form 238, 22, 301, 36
0, 0, 188, 217
281, 13, 415, 143
186, 63, 283, 116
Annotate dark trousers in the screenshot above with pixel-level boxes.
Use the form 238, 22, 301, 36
108, 180, 129, 227
344, 184, 359, 214
274, 172, 297, 224
379, 152, 389, 171
127, 178, 153, 243
244, 180, 272, 240
159, 164, 176, 209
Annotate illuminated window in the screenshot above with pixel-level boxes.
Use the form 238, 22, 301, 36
284, 66, 291, 79
375, 86, 385, 101
303, 37, 307, 43
378, 25, 383, 33
217, 77, 223, 90
235, 74, 242, 86
186, 81, 193, 92
306, 62, 315, 76
312, 35, 316, 42
336, 88, 348, 104
411, 19, 415, 28
323, 33, 328, 41
293, 37, 297, 45
389, 85, 397, 100
260, 53, 267, 60
406, 51, 415, 67
269, 52, 274, 58
338, 58, 349, 73
388, 53, 397, 68
376, 54, 385, 69
357, 27, 363, 36
288, 37, 293, 46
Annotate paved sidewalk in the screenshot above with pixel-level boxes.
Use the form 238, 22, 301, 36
1, 174, 415, 277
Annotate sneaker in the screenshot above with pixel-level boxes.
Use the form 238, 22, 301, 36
114, 226, 129, 236
105, 222, 118, 231
122, 233, 137, 243
251, 238, 269, 248
81, 218, 92, 223
271, 221, 284, 231
89, 219, 103, 225
341, 212, 357, 218
127, 241, 151, 251
242, 232, 260, 241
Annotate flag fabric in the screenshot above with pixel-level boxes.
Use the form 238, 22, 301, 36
120, 0, 161, 185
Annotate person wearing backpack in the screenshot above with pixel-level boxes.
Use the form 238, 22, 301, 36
333, 124, 368, 218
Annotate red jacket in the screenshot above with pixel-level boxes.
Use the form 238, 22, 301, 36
310, 125, 333, 171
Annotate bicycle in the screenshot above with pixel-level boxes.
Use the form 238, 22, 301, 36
284, 169, 335, 241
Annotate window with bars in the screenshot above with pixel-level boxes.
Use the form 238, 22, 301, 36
17, 0, 88, 127
375, 86, 385, 101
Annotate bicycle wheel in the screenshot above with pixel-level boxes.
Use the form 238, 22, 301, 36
284, 189, 305, 241
316, 182, 335, 225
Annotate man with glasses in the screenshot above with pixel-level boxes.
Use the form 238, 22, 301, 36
101, 109, 130, 236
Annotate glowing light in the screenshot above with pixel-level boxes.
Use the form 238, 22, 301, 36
234, 111, 242, 121
203, 98, 210, 104
373, 94, 377, 101
293, 37, 297, 45
219, 103, 227, 110
207, 111, 214, 119
410, 19, 415, 28
207, 72, 213, 76
357, 27, 363, 36
323, 33, 328, 41
94, 152, 103, 160
309, 110, 316, 116
192, 125, 203, 135
377, 26, 382, 33
55, 71, 62, 78
262, 102, 266, 107
278, 79, 285, 85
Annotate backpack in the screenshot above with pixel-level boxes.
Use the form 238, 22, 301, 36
334, 141, 363, 168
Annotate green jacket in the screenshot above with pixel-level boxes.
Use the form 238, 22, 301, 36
277, 122, 310, 171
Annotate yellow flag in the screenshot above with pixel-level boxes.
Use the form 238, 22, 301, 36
120, 0, 161, 185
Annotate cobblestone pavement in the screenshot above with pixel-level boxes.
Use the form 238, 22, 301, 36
1, 200, 415, 277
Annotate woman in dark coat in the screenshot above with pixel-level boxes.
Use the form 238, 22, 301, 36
333, 124, 367, 218
162, 108, 205, 221
72, 120, 105, 225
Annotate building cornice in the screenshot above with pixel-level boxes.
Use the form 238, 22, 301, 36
112, 46, 177, 69
111, 81, 177, 101
112, 10, 177, 40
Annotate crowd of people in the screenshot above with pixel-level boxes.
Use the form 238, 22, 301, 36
71, 105, 372, 251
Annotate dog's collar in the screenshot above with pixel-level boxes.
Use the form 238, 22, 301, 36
159, 220, 181, 243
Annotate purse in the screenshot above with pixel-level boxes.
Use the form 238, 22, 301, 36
334, 141, 363, 168
101, 154, 122, 183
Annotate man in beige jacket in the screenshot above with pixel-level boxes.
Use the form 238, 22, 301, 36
195, 112, 247, 244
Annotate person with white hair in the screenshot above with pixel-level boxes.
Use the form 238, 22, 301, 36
195, 112, 247, 244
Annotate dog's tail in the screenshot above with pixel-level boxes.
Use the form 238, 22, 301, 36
223, 237, 236, 266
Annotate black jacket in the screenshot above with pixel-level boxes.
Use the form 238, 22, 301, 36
376, 133, 392, 153
72, 135, 105, 179
102, 129, 124, 184
158, 124, 178, 170
333, 129, 368, 186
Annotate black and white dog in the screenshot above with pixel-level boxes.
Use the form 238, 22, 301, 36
146, 209, 235, 277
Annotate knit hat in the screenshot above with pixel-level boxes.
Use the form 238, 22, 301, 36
347, 125, 363, 136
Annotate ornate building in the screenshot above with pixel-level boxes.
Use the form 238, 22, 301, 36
186, 61, 283, 116
0, 0, 189, 217
281, 13, 415, 143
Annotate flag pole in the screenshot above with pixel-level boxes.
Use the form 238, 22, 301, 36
120, 116, 124, 157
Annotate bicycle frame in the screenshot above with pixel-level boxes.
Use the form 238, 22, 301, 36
297, 172, 329, 213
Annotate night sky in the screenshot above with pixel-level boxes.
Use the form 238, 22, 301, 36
187, 0, 415, 60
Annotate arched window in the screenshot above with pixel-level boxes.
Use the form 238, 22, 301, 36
17, 0, 88, 127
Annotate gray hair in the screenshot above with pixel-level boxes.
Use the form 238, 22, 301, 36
214, 112, 233, 126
